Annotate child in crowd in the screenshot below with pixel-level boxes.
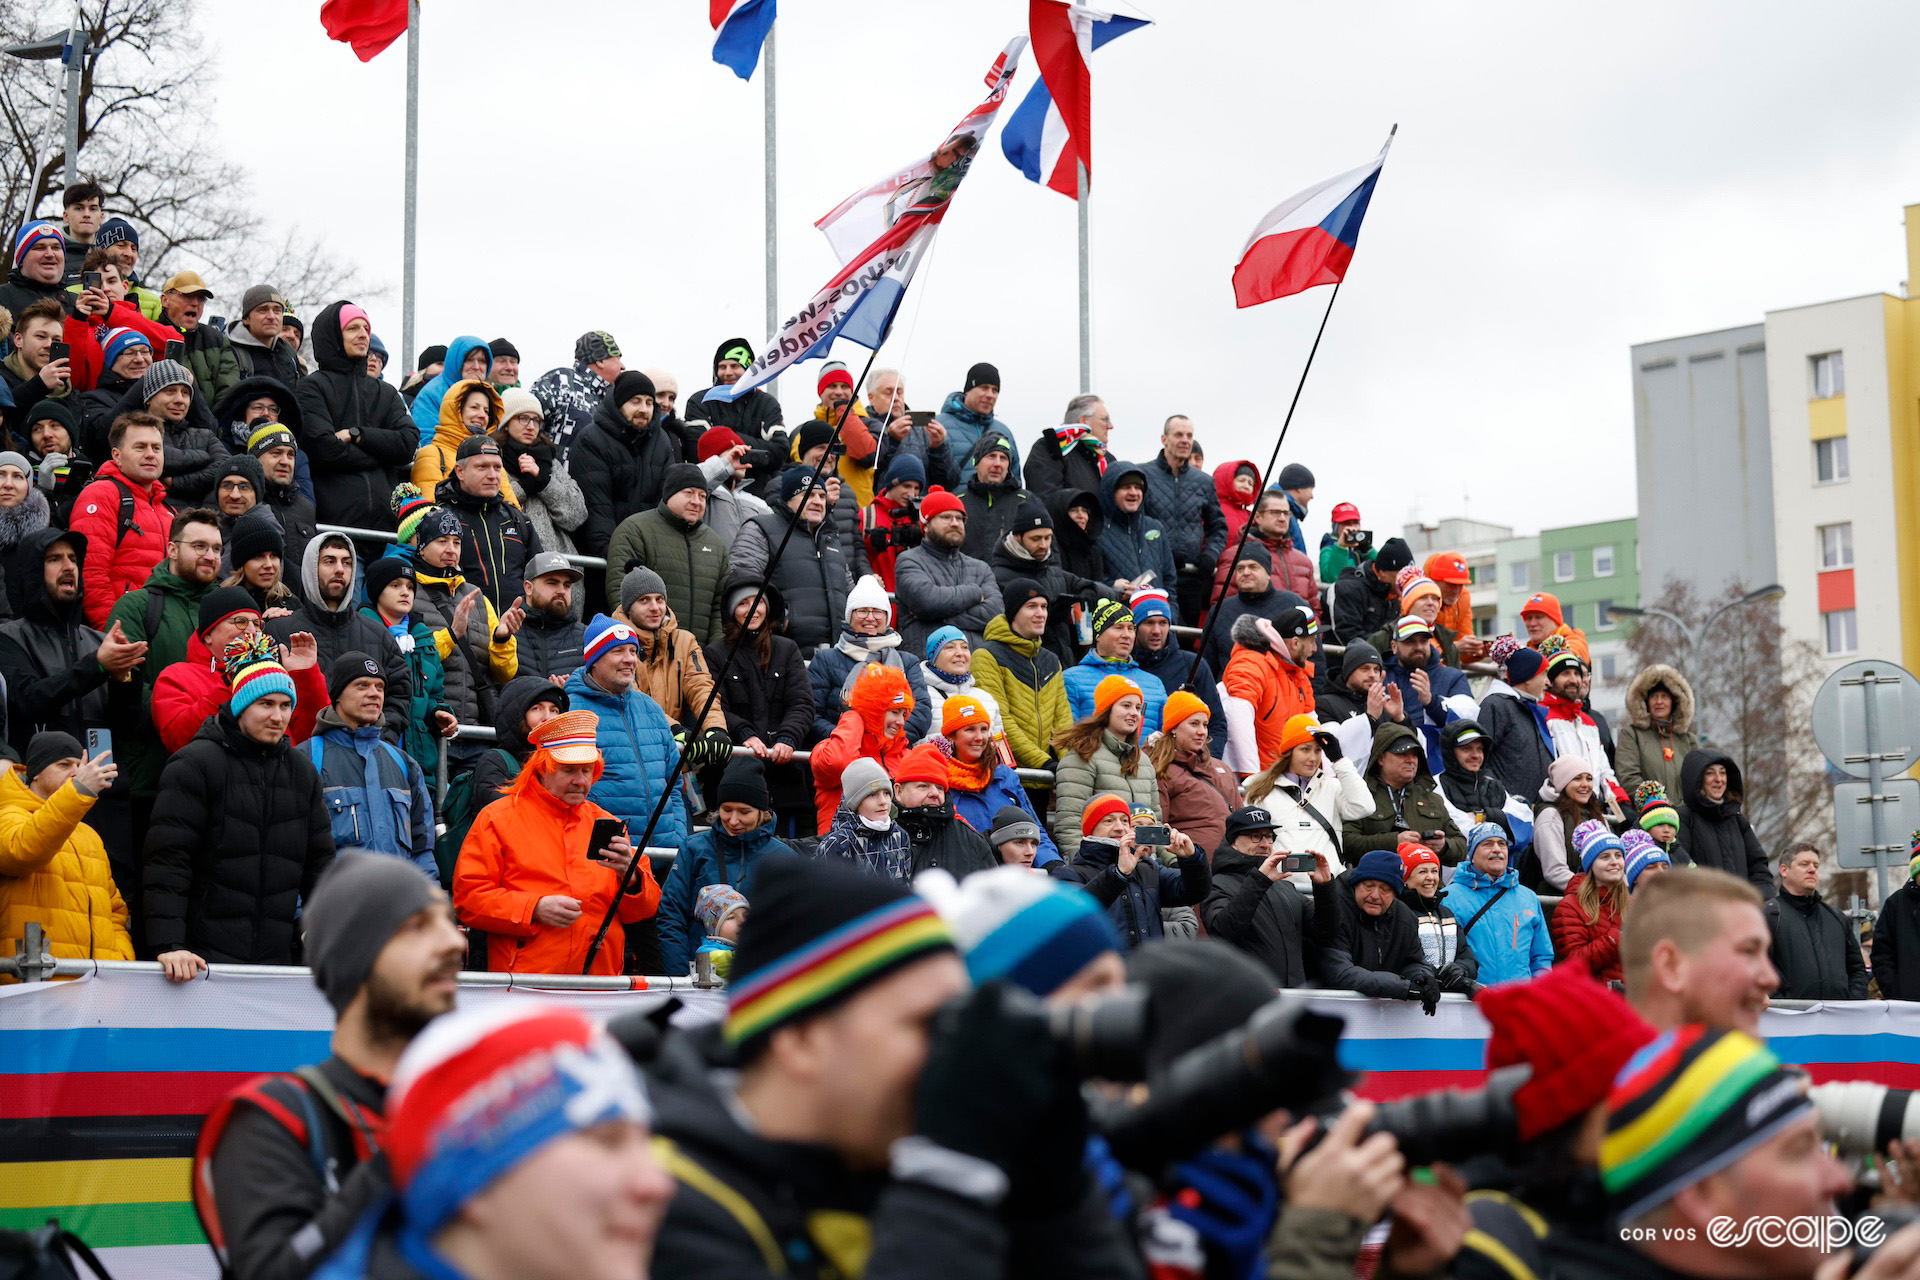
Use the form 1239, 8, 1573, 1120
1622, 828, 1671, 891
693, 883, 747, 979
988, 805, 1047, 870
1634, 781, 1687, 865
816, 757, 911, 882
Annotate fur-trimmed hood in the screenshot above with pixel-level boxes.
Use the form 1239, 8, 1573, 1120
1626, 663, 1695, 733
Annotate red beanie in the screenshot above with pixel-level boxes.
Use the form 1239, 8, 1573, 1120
1398, 842, 1440, 880
920, 487, 965, 522
698, 426, 745, 462
1475, 966, 1657, 1140
895, 742, 951, 788
1083, 793, 1133, 838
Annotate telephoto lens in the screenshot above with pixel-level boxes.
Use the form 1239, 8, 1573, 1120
1362, 1065, 1532, 1167
1047, 984, 1152, 1083
1810, 1082, 1920, 1159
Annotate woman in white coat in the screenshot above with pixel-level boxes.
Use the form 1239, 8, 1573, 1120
1242, 713, 1374, 890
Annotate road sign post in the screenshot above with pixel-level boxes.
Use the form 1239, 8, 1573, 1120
1813, 660, 1920, 901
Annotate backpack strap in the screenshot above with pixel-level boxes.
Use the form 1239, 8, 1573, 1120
192, 1074, 332, 1268
145, 586, 164, 644
652, 1135, 788, 1276
103, 475, 138, 547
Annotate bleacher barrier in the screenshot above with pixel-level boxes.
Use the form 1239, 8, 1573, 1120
2, 962, 1915, 1278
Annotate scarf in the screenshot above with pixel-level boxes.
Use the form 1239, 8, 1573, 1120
932, 734, 996, 795
1053, 424, 1109, 473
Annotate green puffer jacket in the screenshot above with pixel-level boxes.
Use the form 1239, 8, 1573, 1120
178, 324, 242, 405
968, 613, 1071, 771
1053, 731, 1158, 858
603, 504, 730, 648
108, 565, 213, 796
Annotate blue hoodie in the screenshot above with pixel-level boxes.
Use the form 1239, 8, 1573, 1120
408, 335, 489, 447
656, 822, 792, 975
1442, 860, 1554, 985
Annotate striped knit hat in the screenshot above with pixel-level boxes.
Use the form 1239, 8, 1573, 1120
12, 221, 61, 270
724, 854, 955, 1056
1540, 633, 1584, 674
528, 709, 600, 765
1571, 818, 1624, 874
390, 482, 436, 543
223, 632, 295, 716
101, 327, 150, 369
247, 422, 297, 457
1622, 830, 1671, 889
1129, 586, 1172, 623
1910, 830, 1920, 882
1602, 1027, 1812, 1223
1635, 781, 1679, 832
581, 614, 639, 669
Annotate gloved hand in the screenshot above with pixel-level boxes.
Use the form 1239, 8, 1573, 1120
1437, 961, 1473, 994
1165, 1138, 1281, 1280
865, 526, 893, 558
913, 980, 1063, 1176
683, 728, 733, 770
1409, 969, 1442, 1017
893, 521, 923, 550
1313, 729, 1343, 763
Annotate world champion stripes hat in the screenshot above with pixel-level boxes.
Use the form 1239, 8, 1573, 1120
1601, 1026, 1812, 1223
724, 854, 955, 1057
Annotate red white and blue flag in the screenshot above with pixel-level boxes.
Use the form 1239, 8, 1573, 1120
706, 38, 1027, 404
1001, 2, 1149, 197
1232, 140, 1390, 308
710, 0, 776, 80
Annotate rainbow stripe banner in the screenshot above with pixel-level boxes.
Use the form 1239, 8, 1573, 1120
7, 974, 1920, 1280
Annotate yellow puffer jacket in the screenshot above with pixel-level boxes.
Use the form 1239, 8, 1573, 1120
411, 379, 520, 507
0, 767, 132, 973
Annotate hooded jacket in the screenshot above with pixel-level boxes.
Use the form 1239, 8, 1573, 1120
152, 629, 327, 755
657, 822, 794, 976
0, 527, 141, 757
102, 375, 229, 504
1551, 874, 1626, 982
305, 707, 435, 876
632, 609, 727, 736
988, 527, 1111, 668
967, 614, 1069, 772
1618, 663, 1699, 801
69, 459, 168, 627
1060, 835, 1210, 949
892, 537, 999, 656
1677, 748, 1772, 896
809, 705, 912, 836
1433, 719, 1532, 851
266, 535, 412, 744
1053, 731, 1158, 859
809, 628, 931, 744
1213, 459, 1259, 547
1134, 635, 1228, 757
1343, 721, 1466, 866
1221, 614, 1315, 772
407, 337, 491, 447
1316, 869, 1434, 997
435, 472, 541, 611
1766, 885, 1869, 1000
229, 324, 303, 388
0, 766, 132, 968
1142, 451, 1227, 572
1094, 464, 1178, 614
1442, 861, 1554, 985
1330, 560, 1394, 646
143, 710, 334, 962
958, 431, 1032, 562
294, 302, 418, 531
683, 337, 787, 443
559, 666, 691, 847
1063, 647, 1169, 738
1202, 837, 1334, 985
1042, 487, 1108, 587
1873, 881, 1920, 1002
411, 378, 519, 503
816, 805, 912, 881
931, 390, 1018, 480
362, 601, 447, 782
1479, 685, 1555, 813
606, 502, 730, 647
467, 675, 566, 814
215, 377, 319, 564
730, 501, 852, 654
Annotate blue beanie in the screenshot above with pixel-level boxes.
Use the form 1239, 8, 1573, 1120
95, 217, 137, 250
102, 327, 151, 369
927, 866, 1121, 998
1573, 820, 1625, 874
880, 453, 926, 492
925, 625, 967, 663
1131, 591, 1173, 625
1350, 849, 1403, 892
1465, 821, 1509, 861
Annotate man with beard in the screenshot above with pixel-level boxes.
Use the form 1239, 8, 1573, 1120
194, 853, 464, 1280
243, 422, 316, 577
986, 497, 1112, 667
682, 336, 786, 447
893, 487, 998, 654
515, 552, 586, 682
569, 370, 683, 563
267, 534, 411, 745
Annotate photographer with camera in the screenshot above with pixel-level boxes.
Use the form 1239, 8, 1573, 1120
1317, 848, 1443, 1011
864, 454, 926, 590
644, 854, 1107, 1280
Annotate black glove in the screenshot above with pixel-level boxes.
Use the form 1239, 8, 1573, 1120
914, 981, 1063, 1176
1437, 961, 1472, 993
894, 521, 924, 550
1313, 729, 1343, 763
683, 728, 733, 770
865, 526, 893, 558
1409, 969, 1442, 1016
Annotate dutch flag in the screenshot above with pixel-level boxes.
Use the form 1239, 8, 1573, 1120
711, 0, 776, 81
1001, 2, 1149, 198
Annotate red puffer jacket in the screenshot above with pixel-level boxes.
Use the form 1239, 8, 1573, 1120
1551, 873, 1625, 982
69, 462, 167, 628
151, 631, 328, 754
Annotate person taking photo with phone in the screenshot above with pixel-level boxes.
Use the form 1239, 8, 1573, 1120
453, 707, 661, 976
1200, 803, 1336, 985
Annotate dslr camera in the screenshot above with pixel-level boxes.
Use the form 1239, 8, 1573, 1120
1344, 527, 1374, 556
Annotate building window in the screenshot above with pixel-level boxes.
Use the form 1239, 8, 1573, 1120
1812, 351, 1845, 399
1819, 523, 1853, 569
1600, 654, 1618, 682
1510, 561, 1531, 591
1824, 609, 1858, 656
1595, 600, 1616, 631
1815, 436, 1850, 484
1553, 551, 1575, 582
1593, 545, 1615, 578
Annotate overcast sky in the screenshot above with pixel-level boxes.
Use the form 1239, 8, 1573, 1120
176, 0, 1920, 542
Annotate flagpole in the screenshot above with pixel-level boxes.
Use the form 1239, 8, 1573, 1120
1077, 161, 1090, 393
401, 0, 419, 376
763, 23, 778, 403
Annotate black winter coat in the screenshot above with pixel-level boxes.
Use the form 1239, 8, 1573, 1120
706, 631, 814, 749
568, 392, 684, 557
1315, 870, 1435, 998
294, 302, 417, 531
514, 610, 585, 682
1142, 453, 1227, 573
100, 378, 230, 506
1061, 839, 1211, 950
142, 712, 335, 962
435, 476, 540, 611
1479, 691, 1555, 812
988, 531, 1110, 668
1676, 748, 1773, 897
1025, 428, 1107, 499
1330, 562, 1393, 645
1873, 882, 1920, 1002
731, 505, 852, 654
904, 807, 1001, 880
1041, 486, 1108, 585
1766, 888, 1868, 1000
77, 371, 138, 460
0, 526, 142, 755
1202, 840, 1333, 985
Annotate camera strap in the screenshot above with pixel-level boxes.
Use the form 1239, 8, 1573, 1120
1287, 783, 1342, 855
1461, 885, 1512, 936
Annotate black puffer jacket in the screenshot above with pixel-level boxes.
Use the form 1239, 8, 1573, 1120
902, 805, 1001, 881
958, 430, 1030, 562
142, 711, 334, 962
1201, 838, 1334, 985
265, 535, 412, 744
434, 476, 540, 611
103, 378, 229, 506
1315, 870, 1434, 998
293, 301, 417, 531
729, 504, 851, 654
1142, 453, 1227, 573
1873, 882, 1920, 1002
567, 388, 684, 557
988, 528, 1111, 668
1766, 887, 1868, 1000
514, 608, 585, 682
0, 526, 140, 755
469, 675, 568, 811
1059, 838, 1211, 950
1330, 561, 1394, 645
705, 586, 814, 750
1677, 748, 1773, 897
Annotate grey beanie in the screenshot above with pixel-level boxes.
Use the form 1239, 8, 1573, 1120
240, 283, 277, 317
621, 565, 669, 614
0, 451, 30, 478
840, 757, 891, 812
302, 851, 441, 1016
138, 359, 193, 405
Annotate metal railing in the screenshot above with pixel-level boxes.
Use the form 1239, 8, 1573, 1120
318, 523, 609, 572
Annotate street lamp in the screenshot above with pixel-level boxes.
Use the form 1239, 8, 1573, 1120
1607, 584, 1785, 741
4, 10, 87, 190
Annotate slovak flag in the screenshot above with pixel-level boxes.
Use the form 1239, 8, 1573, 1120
1002, 2, 1149, 197
1231, 143, 1389, 308
711, 0, 776, 81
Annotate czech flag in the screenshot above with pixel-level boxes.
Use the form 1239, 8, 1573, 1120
711, 0, 776, 81
1232, 143, 1388, 308
1002, 2, 1149, 198
319, 0, 408, 61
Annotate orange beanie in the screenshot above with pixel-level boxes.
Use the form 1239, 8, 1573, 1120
1093, 674, 1143, 722
1162, 690, 1210, 733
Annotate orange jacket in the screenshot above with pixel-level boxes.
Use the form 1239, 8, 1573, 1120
1222, 646, 1315, 773
809, 708, 911, 835
453, 779, 660, 976
1435, 588, 1474, 643
1531, 624, 1591, 666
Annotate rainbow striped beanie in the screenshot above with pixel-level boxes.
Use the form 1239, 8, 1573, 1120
390, 482, 435, 543
1601, 1026, 1811, 1223
724, 854, 955, 1056
223, 632, 295, 716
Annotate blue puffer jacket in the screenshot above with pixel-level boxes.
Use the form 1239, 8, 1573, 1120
1381, 653, 1473, 775
807, 631, 932, 743
304, 715, 436, 877
656, 822, 792, 975
1063, 651, 1169, 736
1441, 862, 1553, 986
951, 764, 1061, 868
562, 667, 691, 848
935, 391, 1022, 484
1096, 463, 1179, 619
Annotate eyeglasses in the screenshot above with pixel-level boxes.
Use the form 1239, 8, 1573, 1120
175, 539, 221, 555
